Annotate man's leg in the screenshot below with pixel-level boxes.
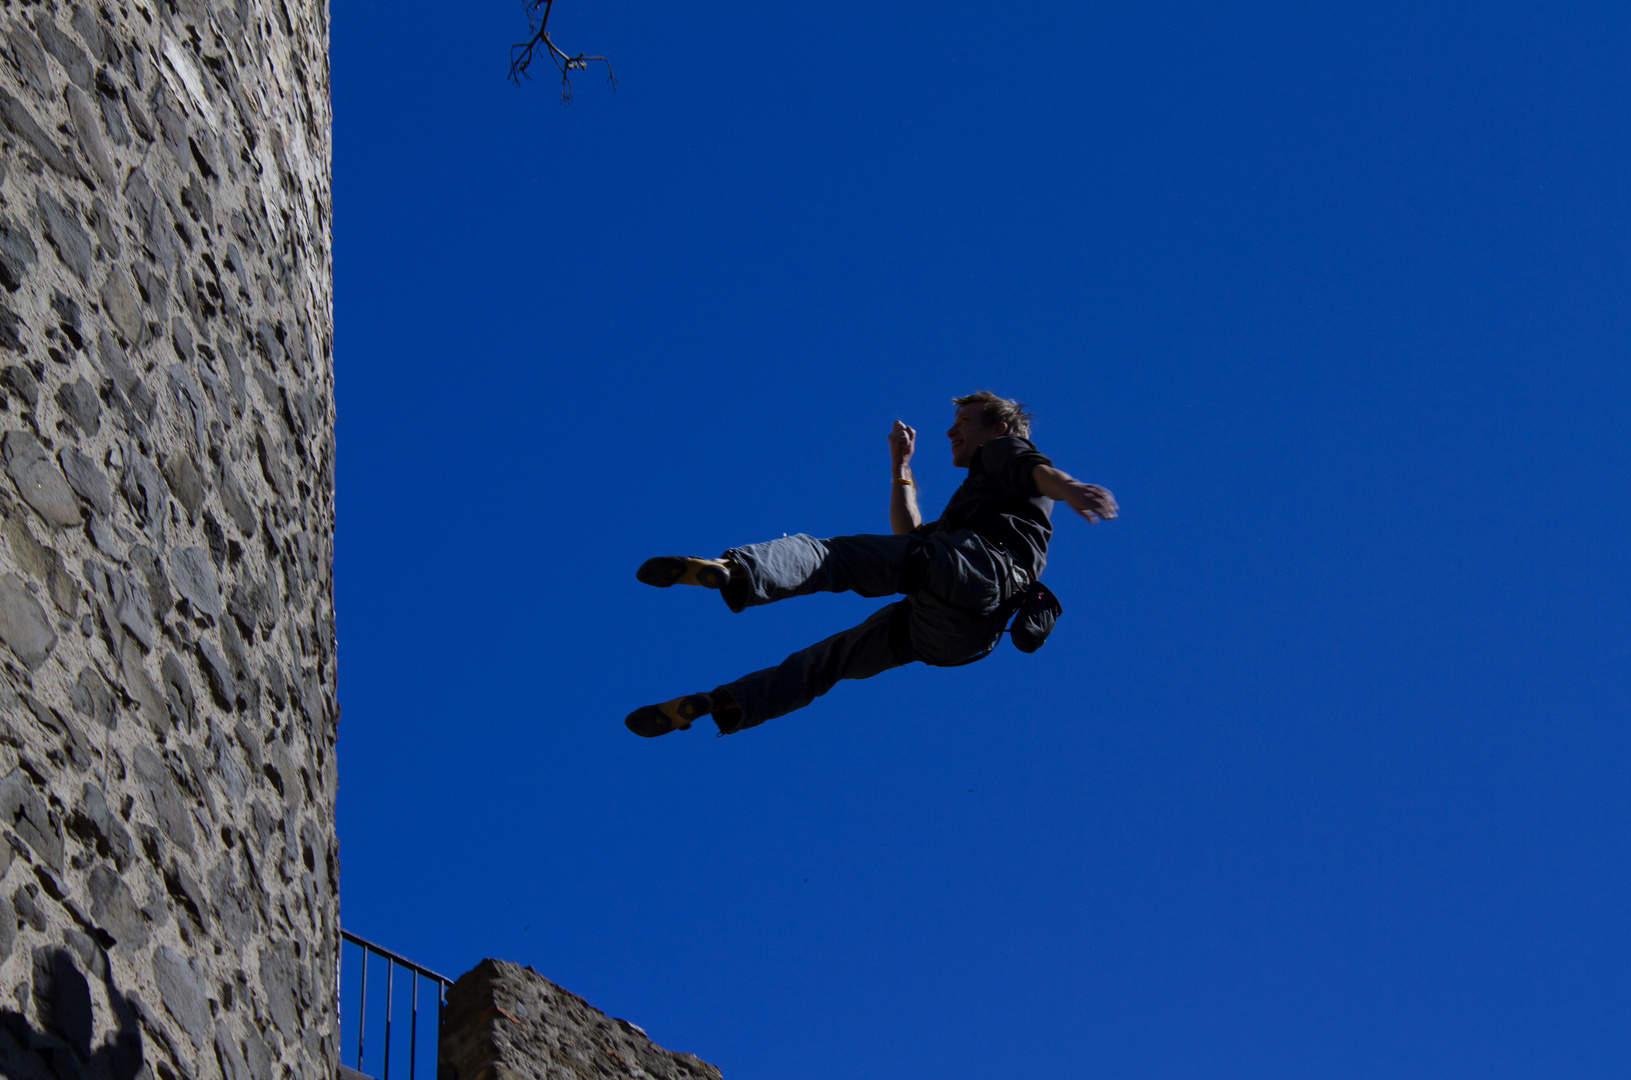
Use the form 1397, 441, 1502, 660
637, 533, 913, 612
624, 603, 906, 737
711, 602, 906, 732
721, 533, 914, 611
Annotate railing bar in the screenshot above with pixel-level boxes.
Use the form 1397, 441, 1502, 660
338, 931, 452, 1080
357, 948, 368, 1070
383, 959, 394, 1080
409, 971, 419, 1080
336, 932, 343, 1067
340, 930, 455, 986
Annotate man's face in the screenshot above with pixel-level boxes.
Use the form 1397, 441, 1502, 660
947, 404, 1007, 467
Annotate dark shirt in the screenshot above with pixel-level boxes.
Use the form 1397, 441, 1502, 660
916, 435, 1055, 579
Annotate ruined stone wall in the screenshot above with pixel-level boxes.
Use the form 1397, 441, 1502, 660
0, 0, 336, 1077
439, 960, 722, 1080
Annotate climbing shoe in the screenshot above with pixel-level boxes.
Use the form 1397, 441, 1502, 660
624, 693, 715, 738
636, 556, 731, 590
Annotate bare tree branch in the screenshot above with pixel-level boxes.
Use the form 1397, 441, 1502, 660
509, 0, 616, 104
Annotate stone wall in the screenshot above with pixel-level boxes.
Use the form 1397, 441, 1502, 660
439, 960, 722, 1080
0, 0, 336, 1077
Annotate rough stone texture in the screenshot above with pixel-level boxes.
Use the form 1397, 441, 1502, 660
0, 0, 337, 1078
440, 960, 723, 1080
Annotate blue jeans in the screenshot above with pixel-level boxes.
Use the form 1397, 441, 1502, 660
714, 531, 1021, 731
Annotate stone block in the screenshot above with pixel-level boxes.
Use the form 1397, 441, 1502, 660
4, 430, 80, 528
169, 545, 221, 617
33, 190, 92, 283
67, 666, 114, 728
0, 572, 56, 668
58, 445, 111, 515
151, 945, 208, 1050
53, 375, 101, 435
0, 89, 73, 177
0, 767, 63, 870
0, 216, 38, 293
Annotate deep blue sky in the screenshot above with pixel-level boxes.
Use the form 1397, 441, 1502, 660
330, 3, 1631, 1077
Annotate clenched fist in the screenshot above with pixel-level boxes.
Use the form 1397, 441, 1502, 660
889, 420, 917, 470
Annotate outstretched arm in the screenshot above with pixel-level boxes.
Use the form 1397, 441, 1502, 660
1033, 464, 1118, 523
889, 420, 922, 535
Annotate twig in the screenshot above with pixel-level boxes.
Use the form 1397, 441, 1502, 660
509, 0, 616, 104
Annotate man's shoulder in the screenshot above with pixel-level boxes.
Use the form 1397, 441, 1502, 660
978, 435, 1046, 468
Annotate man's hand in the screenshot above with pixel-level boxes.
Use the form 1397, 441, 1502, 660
889, 420, 916, 473
1033, 465, 1118, 523
1058, 481, 1118, 523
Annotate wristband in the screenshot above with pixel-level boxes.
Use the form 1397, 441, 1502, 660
892, 477, 914, 486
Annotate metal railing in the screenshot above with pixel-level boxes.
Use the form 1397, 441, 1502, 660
339, 930, 455, 1080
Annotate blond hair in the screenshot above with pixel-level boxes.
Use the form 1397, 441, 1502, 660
953, 391, 1033, 438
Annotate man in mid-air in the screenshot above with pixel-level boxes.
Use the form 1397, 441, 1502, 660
626, 391, 1118, 737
